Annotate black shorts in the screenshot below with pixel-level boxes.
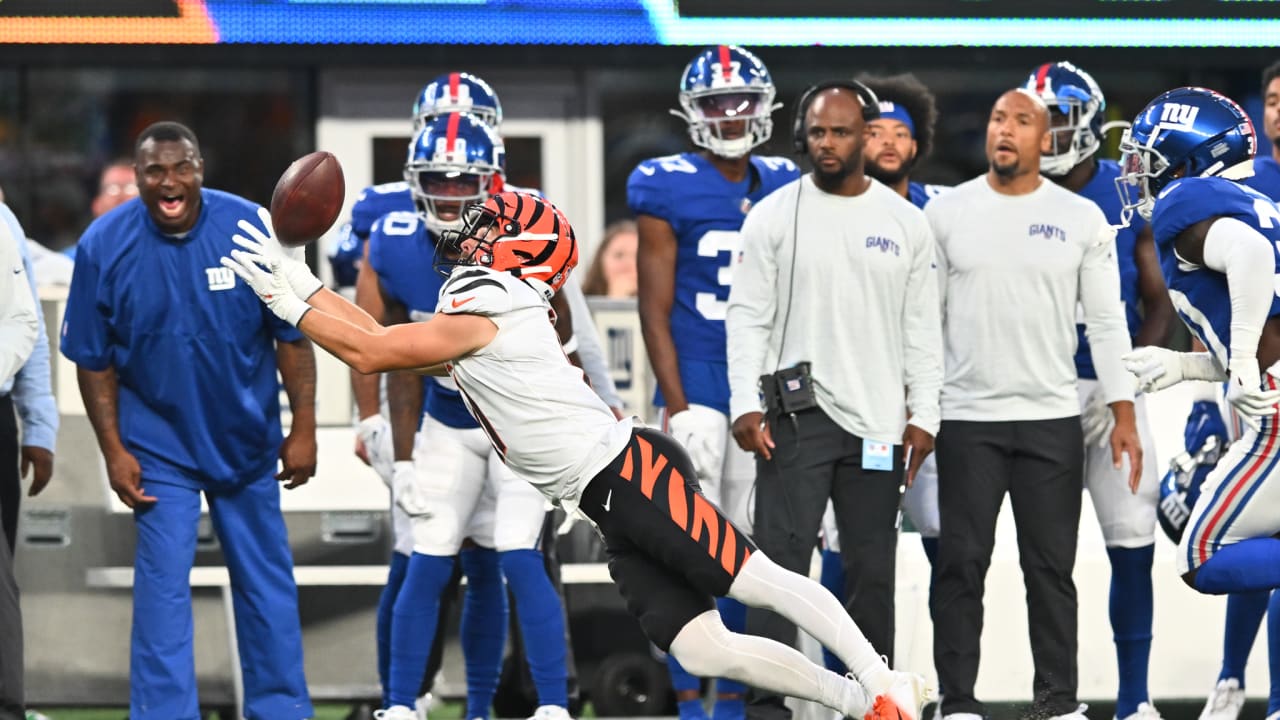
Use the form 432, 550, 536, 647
578, 427, 757, 651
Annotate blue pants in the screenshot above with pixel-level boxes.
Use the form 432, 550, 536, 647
130, 475, 312, 720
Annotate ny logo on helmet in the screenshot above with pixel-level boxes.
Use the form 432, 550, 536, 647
1159, 103, 1200, 129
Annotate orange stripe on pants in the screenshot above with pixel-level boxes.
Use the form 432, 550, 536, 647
635, 436, 666, 499
668, 469, 689, 531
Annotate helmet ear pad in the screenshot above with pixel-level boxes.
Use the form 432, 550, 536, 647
791, 79, 881, 155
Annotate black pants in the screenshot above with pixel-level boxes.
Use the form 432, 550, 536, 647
745, 407, 902, 720
579, 427, 756, 652
0, 394, 17, 552
932, 417, 1084, 719
0, 395, 22, 718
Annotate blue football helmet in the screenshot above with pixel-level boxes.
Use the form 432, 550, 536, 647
404, 112, 505, 235
1116, 86, 1257, 225
1023, 61, 1106, 177
1158, 435, 1223, 544
412, 72, 503, 131
671, 45, 780, 159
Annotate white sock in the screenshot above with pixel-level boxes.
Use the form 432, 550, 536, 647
670, 610, 872, 717
727, 550, 893, 693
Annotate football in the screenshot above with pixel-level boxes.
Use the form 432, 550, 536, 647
269, 151, 345, 248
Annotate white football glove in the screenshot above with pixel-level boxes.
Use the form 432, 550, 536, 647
220, 250, 311, 326
667, 404, 725, 481
1226, 359, 1280, 433
1081, 383, 1115, 448
1121, 347, 1223, 393
357, 414, 395, 487
234, 207, 323, 300
392, 460, 429, 516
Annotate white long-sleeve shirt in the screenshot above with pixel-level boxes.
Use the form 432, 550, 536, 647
726, 175, 943, 442
926, 175, 1132, 422
0, 202, 38, 386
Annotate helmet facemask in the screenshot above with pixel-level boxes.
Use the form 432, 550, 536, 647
675, 87, 777, 159
1115, 128, 1170, 225
407, 166, 494, 235
1041, 92, 1102, 177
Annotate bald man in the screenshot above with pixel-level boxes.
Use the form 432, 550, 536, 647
923, 89, 1141, 720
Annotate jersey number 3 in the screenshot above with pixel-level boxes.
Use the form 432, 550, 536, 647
694, 229, 742, 321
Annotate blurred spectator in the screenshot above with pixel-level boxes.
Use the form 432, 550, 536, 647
90, 159, 139, 219
581, 219, 638, 298
63, 159, 138, 261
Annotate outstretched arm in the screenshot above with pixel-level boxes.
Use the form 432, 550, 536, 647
223, 247, 497, 375
298, 300, 497, 375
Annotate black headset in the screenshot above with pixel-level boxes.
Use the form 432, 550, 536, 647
790, 79, 881, 155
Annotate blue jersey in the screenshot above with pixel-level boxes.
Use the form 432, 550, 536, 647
367, 211, 478, 430
1074, 159, 1148, 379
1245, 155, 1280, 200
330, 181, 415, 288
1151, 176, 1280, 368
627, 152, 799, 413
60, 190, 302, 488
906, 181, 948, 210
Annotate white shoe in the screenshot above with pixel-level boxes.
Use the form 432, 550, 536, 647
1050, 704, 1090, 720
528, 705, 573, 720
374, 706, 418, 720
1117, 702, 1162, 720
415, 692, 433, 720
866, 671, 931, 720
1202, 679, 1247, 720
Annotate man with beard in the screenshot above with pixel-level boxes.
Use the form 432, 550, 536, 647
726, 81, 942, 720
925, 89, 1141, 720
816, 73, 947, 676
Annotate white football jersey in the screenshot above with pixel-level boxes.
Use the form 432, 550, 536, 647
437, 266, 634, 504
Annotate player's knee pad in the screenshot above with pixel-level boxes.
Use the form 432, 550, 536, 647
411, 502, 466, 556
670, 610, 737, 679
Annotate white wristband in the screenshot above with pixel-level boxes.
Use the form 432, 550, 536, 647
272, 294, 312, 327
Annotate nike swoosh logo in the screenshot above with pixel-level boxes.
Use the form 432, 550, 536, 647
638, 165, 655, 176
451, 296, 476, 309
603, 489, 612, 512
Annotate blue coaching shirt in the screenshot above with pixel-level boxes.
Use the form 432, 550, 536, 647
367, 210, 478, 430
627, 152, 798, 414
1075, 159, 1147, 379
60, 190, 302, 488
1151, 176, 1280, 368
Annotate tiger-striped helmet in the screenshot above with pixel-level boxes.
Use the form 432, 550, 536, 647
438, 191, 578, 295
